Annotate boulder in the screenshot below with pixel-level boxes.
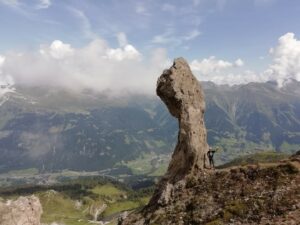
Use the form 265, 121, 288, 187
0, 195, 42, 225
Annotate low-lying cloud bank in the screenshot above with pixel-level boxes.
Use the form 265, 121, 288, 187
0, 32, 299, 95
0, 36, 170, 95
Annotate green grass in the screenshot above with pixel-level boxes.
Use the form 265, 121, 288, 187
103, 200, 140, 217
212, 137, 277, 165
149, 164, 168, 177
0, 177, 152, 225
38, 185, 130, 224
153, 140, 166, 148
123, 153, 156, 175
38, 191, 89, 225
122, 152, 170, 176
280, 142, 300, 153
103, 196, 150, 217
8, 168, 39, 176
140, 196, 150, 205
91, 184, 124, 197
218, 151, 289, 169
124, 135, 131, 144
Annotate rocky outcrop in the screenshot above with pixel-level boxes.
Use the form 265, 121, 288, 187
121, 58, 300, 225
0, 195, 42, 225
142, 58, 209, 209
156, 57, 209, 182
122, 58, 210, 224
125, 162, 300, 225
144, 58, 209, 210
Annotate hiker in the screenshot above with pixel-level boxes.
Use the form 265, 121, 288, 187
207, 147, 217, 169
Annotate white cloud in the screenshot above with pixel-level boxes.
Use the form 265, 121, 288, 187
191, 33, 300, 86
0, 0, 19, 7
136, 4, 145, 14
149, 48, 171, 68
200, 70, 263, 85
151, 29, 176, 45
0, 55, 5, 68
152, 28, 201, 46
106, 45, 141, 61
235, 58, 244, 67
1, 0, 51, 9
0, 38, 169, 96
190, 56, 256, 85
191, 56, 237, 74
152, 34, 172, 44
263, 32, 300, 86
117, 32, 128, 47
0, 55, 15, 95
40, 40, 74, 59
0, 0, 31, 17
1, 32, 298, 94
135, 3, 150, 16
183, 30, 201, 41
36, 0, 51, 9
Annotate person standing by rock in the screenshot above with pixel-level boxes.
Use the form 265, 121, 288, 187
207, 147, 217, 169
207, 146, 221, 169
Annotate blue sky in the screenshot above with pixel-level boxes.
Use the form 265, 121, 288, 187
0, 0, 299, 94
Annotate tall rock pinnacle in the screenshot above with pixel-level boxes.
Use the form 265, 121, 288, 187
156, 57, 209, 182
121, 58, 210, 225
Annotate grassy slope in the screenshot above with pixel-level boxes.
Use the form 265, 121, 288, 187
217, 151, 289, 169
38, 191, 87, 225
0, 179, 152, 225
121, 152, 170, 176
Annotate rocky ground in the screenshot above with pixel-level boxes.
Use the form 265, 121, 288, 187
122, 155, 300, 225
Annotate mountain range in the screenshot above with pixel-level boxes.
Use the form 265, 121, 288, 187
0, 80, 299, 174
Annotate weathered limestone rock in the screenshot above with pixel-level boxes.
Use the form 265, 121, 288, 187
0, 195, 42, 225
156, 57, 209, 182
121, 58, 210, 225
